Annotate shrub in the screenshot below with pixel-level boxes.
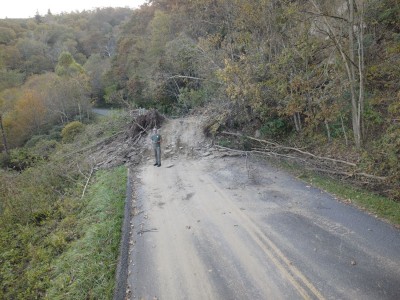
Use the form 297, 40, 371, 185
61, 121, 85, 143
25, 135, 50, 148
30, 140, 59, 158
260, 117, 292, 139
8, 148, 41, 170
362, 125, 400, 200
178, 88, 207, 112
0, 152, 10, 168
48, 125, 63, 141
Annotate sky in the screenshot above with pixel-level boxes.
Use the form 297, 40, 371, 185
1, 0, 148, 19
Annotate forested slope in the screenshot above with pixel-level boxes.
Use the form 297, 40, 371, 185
0, 1, 399, 197
0, 8, 132, 149
106, 0, 400, 199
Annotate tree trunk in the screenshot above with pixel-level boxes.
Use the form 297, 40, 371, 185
0, 115, 9, 154
78, 102, 82, 122
310, 0, 363, 148
341, 115, 349, 146
293, 112, 302, 132
348, 0, 362, 148
325, 119, 332, 143
358, 3, 365, 140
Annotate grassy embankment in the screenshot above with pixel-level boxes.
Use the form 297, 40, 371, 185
46, 166, 127, 299
0, 112, 129, 299
279, 161, 400, 227
299, 171, 400, 226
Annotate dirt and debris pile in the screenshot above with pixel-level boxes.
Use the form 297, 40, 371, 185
127, 109, 165, 139
92, 109, 165, 169
90, 110, 215, 169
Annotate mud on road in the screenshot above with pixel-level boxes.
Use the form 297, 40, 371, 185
124, 117, 400, 300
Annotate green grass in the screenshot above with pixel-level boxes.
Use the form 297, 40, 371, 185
45, 166, 127, 300
301, 173, 400, 226
0, 113, 130, 299
276, 159, 400, 226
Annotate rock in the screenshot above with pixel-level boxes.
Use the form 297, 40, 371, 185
255, 129, 261, 138
202, 152, 211, 157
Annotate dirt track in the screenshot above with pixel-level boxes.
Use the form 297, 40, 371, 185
125, 117, 400, 300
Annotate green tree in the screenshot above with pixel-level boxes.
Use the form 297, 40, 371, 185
61, 121, 84, 143
84, 54, 111, 104
55, 51, 84, 77
0, 27, 16, 45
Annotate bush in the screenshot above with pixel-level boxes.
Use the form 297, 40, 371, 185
8, 148, 41, 171
30, 140, 59, 158
0, 152, 10, 168
48, 125, 63, 141
260, 117, 292, 139
362, 125, 400, 200
178, 88, 207, 112
25, 135, 50, 148
61, 121, 85, 143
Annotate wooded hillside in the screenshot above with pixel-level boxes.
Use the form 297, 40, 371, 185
0, 2, 399, 191
104, 0, 399, 199
0, 8, 132, 149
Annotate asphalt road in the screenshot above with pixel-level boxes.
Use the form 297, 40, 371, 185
92, 108, 113, 116
125, 118, 400, 300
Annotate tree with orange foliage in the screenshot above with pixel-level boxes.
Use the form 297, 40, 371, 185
5, 89, 47, 147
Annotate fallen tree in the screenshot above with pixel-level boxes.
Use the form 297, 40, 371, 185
217, 131, 388, 185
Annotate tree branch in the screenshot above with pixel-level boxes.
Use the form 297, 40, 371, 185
168, 75, 223, 85
81, 165, 95, 199
300, 10, 349, 22
220, 131, 357, 167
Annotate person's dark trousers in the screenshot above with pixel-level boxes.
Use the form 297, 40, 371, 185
154, 146, 161, 166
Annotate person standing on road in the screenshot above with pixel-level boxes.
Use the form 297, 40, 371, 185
151, 127, 162, 167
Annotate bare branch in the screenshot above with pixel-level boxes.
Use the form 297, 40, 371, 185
220, 131, 357, 166
81, 165, 95, 200
300, 10, 349, 22
168, 75, 223, 85
217, 131, 387, 183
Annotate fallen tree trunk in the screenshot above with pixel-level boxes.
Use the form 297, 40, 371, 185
216, 131, 387, 182
221, 131, 356, 167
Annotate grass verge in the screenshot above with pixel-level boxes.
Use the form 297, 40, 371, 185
45, 166, 127, 300
278, 160, 400, 227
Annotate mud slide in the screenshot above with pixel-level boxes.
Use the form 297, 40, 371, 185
125, 117, 400, 300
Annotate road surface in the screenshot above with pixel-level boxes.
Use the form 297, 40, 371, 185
92, 108, 113, 116
125, 118, 400, 300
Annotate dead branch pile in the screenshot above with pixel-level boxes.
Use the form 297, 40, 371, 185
218, 131, 387, 185
77, 109, 165, 170
126, 109, 165, 140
